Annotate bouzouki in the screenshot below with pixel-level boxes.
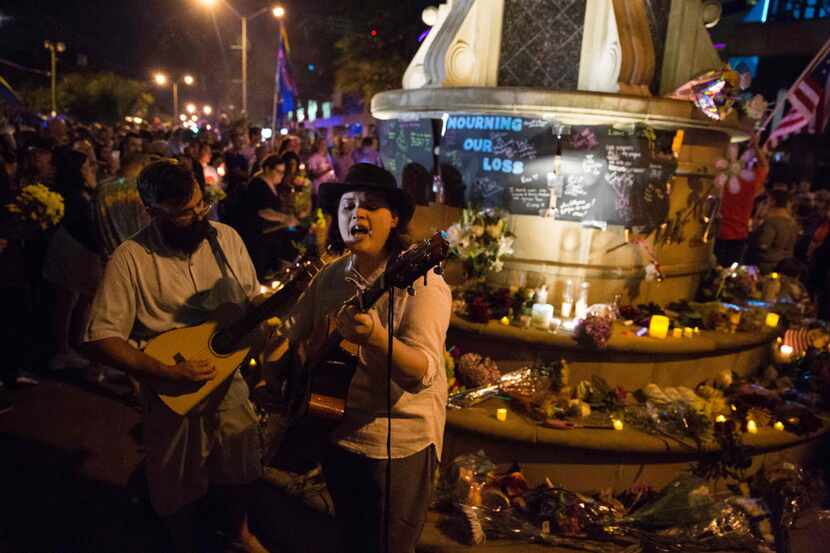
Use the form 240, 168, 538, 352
143, 253, 329, 415
276, 231, 449, 423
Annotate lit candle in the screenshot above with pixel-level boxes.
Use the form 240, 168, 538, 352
715, 414, 727, 423
746, 419, 758, 434
779, 344, 794, 361
496, 408, 508, 422
259, 285, 268, 295
765, 313, 780, 328
694, 327, 701, 334
249, 358, 257, 367
648, 315, 670, 339
683, 327, 694, 338
612, 418, 624, 431
672, 327, 682, 338
271, 280, 282, 290
500, 316, 510, 326
531, 303, 554, 330
773, 421, 785, 431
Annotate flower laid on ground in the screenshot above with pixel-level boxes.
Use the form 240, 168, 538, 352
574, 315, 612, 349
4, 183, 64, 232
446, 208, 514, 280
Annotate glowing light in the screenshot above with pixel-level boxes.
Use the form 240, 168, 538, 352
271, 280, 282, 289
206, 124, 212, 130
500, 316, 510, 326
183, 75, 195, 86
185, 103, 197, 114
746, 420, 758, 434
259, 285, 268, 294
774, 421, 785, 431
715, 415, 727, 423
217, 164, 226, 177
496, 408, 507, 422
612, 419, 624, 431
648, 315, 669, 339
272, 5, 286, 18
190, 115, 198, 122
280, 128, 289, 135
179, 114, 187, 122
203, 105, 212, 115
766, 313, 780, 327
779, 344, 794, 361
153, 73, 168, 86
124, 116, 133, 123
249, 358, 257, 367
198, 0, 218, 7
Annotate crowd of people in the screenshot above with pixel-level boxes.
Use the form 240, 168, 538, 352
714, 142, 830, 317
1, 114, 450, 553
0, 117, 389, 400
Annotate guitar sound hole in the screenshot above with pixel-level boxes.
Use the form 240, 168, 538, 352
210, 330, 236, 356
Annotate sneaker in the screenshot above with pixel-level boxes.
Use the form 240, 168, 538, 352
48, 350, 91, 371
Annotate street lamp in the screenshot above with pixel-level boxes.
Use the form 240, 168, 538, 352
153, 72, 195, 122
43, 40, 66, 116
198, 1, 285, 115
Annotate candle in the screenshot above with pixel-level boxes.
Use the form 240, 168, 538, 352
649, 315, 670, 339
259, 285, 268, 295
612, 418, 624, 431
773, 421, 785, 431
765, 313, 780, 328
271, 280, 282, 290
779, 344, 794, 362
715, 414, 727, 423
249, 358, 257, 367
531, 303, 554, 330
499, 316, 510, 326
496, 408, 507, 422
746, 419, 758, 434
694, 326, 700, 334
672, 328, 682, 338
683, 327, 694, 338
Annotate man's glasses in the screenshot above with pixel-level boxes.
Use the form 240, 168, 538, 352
162, 198, 216, 225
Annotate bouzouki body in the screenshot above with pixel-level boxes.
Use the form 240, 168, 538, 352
143, 254, 327, 415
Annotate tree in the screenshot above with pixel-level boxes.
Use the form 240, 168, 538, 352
23, 72, 154, 125
333, 31, 409, 110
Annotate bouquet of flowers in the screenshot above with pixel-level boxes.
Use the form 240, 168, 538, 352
446, 208, 514, 280
203, 185, 227, 205
4, 183, 64, 234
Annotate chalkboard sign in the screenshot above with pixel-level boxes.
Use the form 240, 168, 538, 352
438, 115, 678, 228
377, 118, 434, 184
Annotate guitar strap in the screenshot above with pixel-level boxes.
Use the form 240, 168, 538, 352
206, 226, 245, 292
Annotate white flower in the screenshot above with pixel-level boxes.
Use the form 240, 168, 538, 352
446, 224, 464, 247
491, 260, 504, 273
497, 236, 514, 257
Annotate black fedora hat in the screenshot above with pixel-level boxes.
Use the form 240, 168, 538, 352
319, 163, 415, 227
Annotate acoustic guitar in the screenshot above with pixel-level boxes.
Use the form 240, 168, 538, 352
143, 254, 328, 415
274, 231, 449, 423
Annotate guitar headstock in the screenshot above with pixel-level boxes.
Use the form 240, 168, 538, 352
384, 231, 449, 291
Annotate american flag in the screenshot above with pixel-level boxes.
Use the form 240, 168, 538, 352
767, 39, 830, 147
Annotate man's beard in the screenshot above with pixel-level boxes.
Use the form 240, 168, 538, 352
160, 218, 212, 254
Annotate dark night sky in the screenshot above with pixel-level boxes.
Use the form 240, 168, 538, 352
1, 0, 434, 121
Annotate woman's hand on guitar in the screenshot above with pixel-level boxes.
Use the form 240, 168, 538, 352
336, 305, 384, 348
167, 359, 217, 382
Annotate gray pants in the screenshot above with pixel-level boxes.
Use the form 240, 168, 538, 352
323, 444, 436, 553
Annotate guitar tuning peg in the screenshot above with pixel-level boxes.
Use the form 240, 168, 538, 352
407, 286, 416, 296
